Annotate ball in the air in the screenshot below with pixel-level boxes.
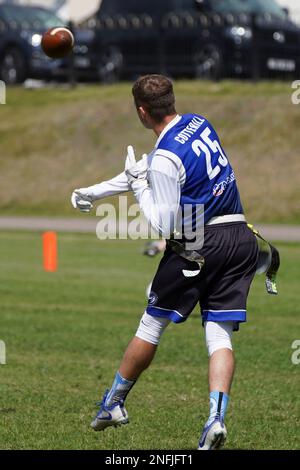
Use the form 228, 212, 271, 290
41, 27, 74, 59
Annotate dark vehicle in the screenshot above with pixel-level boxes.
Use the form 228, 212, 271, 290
0, 3, 96, 84
89, 0, 300, 80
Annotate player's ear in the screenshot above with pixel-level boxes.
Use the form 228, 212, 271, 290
138, 106, 147, 120
136, 106, 151, 128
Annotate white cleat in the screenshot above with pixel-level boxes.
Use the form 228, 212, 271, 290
198, 419, 227, 450
91, 390, 129, 432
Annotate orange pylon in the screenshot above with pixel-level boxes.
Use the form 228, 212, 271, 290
43, 231, 57, 272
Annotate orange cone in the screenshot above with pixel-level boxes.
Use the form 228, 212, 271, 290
43, 231, 57, 272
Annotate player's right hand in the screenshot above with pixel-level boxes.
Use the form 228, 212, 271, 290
125, 145, 148, 187
71, 188, 93, 213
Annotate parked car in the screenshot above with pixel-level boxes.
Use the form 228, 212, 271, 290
87, 0, 300, 80
0, 3, 96, 84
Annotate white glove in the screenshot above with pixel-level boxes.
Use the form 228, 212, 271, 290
125, 145, 148, 190
71, 188, 94, 213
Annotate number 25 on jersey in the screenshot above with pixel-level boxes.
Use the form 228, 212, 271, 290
192, 127, 228, 180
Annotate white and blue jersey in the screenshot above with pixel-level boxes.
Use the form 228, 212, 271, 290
156, 113, 244, 227
82, 114, 244, 238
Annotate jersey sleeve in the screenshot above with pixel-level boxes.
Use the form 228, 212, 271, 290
133, 152, 182, 238
84, 171, 130, 200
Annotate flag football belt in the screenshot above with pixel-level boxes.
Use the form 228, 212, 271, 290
167, 239, 205, 270
168, 224, 280, 296
247, 224, 280, 296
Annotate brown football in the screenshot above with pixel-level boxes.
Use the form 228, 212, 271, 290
41, 27, 74, 59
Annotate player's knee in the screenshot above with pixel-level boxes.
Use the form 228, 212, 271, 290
205, 321, 234, 357
135, 312, 170, 346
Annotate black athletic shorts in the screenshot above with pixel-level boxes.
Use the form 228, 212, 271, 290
146, 222, 259, 330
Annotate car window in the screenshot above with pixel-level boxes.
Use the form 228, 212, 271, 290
0, 5, 64, 27
171, 0, 198, 10
209, 0, 285, 18
99, 0, 174, 15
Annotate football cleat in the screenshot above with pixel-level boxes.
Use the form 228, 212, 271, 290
198, 419, 227, 450
90, 389, 129, 431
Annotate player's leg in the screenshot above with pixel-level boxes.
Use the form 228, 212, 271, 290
198, 222, 258, 450
118, 337, 157, 380
208, 348, 235, 394
91, 247, 200, 433
91, 312, 169, 431
198, 321, 234, 450
206, 321, 235, 394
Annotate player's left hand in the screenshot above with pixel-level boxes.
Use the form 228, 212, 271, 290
71, 188, 94, 213
125, 145, 148, 187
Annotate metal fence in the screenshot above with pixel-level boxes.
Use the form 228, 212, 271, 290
83, 11, 300, 81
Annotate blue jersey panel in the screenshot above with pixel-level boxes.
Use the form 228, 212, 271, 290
157, 114, 244, 225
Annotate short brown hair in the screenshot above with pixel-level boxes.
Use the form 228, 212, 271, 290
132, 74, 176, 123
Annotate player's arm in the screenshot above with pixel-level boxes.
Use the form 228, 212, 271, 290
71, 171, 130, 213
71, 148, 150, 212
125, 147, 181, 238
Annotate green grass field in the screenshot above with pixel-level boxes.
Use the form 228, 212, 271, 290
0, 231, 299, 450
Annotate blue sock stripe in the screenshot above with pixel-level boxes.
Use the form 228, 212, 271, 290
105, 371, 135, 406
205, 391, 229, 427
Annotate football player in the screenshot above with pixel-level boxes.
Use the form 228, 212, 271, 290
71, 75, 259, 450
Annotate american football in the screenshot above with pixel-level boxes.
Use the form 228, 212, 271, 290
41, 27, 74, 59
